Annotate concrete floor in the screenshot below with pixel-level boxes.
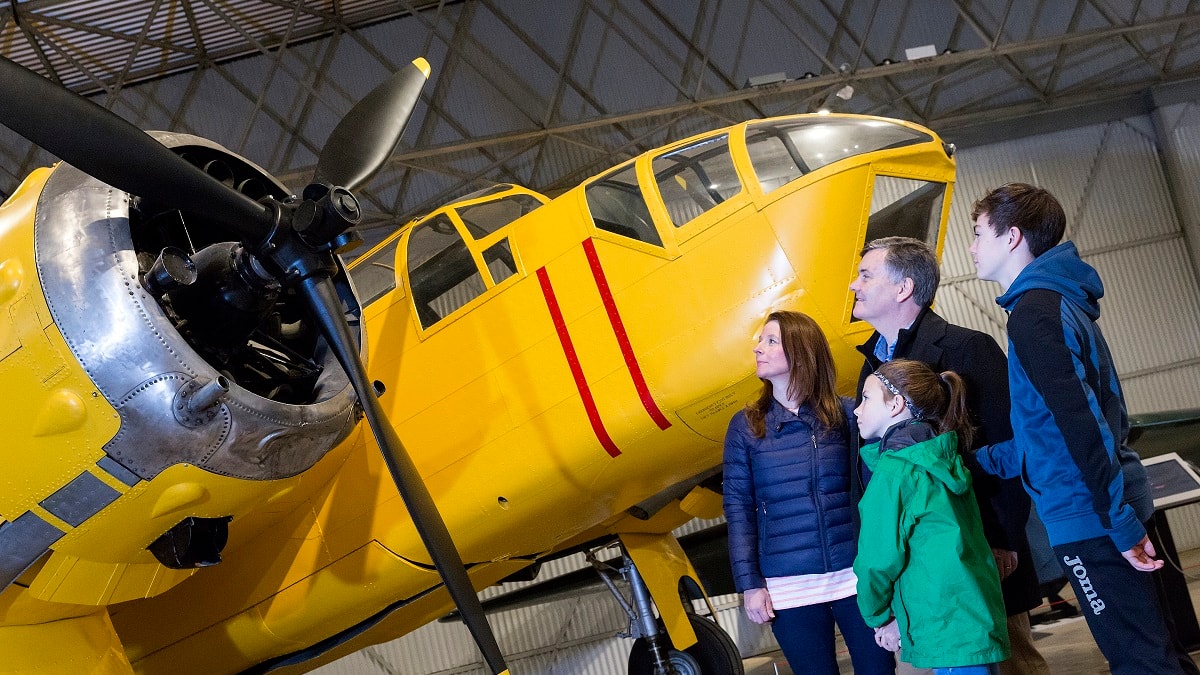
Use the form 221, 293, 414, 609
743, 548, 1200, 674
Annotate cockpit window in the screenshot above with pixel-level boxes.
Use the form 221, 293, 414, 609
348, 237, 401, 307
745, 118, 931, 194
850, 175, 947, 325
457, 194, 543, 238
866, 175, 946, 245
652, 134, 741, 228
584, 163, 663, 246
407, 214, 487, 328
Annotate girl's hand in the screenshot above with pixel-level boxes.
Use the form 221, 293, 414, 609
874, 619, 901, 652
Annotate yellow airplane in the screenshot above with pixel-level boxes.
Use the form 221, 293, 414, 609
0, 52, 955, 674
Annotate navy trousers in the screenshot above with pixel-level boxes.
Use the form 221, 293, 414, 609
771, 594, 895, 674
1053, 535, 1188, 674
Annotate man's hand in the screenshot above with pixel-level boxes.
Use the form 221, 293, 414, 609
743, 588, 775, 624
1121, 535, 1165, 572
992, 548, 1018, 581
874, 619, 901, 652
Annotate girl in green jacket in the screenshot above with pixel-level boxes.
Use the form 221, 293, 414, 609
853, 359, 1010, 674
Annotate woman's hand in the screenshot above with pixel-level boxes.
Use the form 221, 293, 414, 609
743, 588, 775, 624
874, 619, 900, 652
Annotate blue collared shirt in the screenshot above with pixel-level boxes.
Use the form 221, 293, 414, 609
873, 334, 896, 363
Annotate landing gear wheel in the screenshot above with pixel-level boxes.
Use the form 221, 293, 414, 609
627, 614, 743, 675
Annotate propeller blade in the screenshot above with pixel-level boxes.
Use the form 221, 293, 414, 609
0, 56, 273, 240
314, 58, 430, 191
298, 275, 509, 675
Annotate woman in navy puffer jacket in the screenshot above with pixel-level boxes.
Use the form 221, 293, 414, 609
724, 311, 893, 674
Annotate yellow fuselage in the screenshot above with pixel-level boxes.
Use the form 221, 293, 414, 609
0, 114, 955, 673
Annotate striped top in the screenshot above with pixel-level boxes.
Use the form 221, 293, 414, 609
765, 567, 858, 609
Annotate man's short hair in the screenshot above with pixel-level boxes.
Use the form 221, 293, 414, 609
970, 183, 1066, 257
860, 236, 939, 308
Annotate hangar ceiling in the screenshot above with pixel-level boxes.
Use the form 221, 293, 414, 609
2, 0, 1200, 252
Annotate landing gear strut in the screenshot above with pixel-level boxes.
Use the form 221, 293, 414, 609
627, 615, 743, 675
588, 543, 743, 675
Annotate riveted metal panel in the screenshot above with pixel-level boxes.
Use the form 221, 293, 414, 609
38, 471, 120, 528
0, 513, 63, 591
35, 158, 357, 482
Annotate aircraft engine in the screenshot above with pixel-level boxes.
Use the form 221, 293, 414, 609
1, 56, 509, 673
35, 132, 359, 484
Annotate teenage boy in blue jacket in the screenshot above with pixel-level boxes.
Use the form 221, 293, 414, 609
969, 182, 1192, 674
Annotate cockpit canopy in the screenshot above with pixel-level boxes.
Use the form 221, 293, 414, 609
348, 115, 947, 332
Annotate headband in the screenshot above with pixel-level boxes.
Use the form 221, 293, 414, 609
872, 371, 923, 420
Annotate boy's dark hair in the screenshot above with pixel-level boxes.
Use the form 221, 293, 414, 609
970, 183, 1066, 257
860, 237, 940, 308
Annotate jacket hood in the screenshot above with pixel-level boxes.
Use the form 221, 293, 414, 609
997, 241, 1103, 319
861, 421, 970, 495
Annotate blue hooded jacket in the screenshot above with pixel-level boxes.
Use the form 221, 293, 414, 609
975, 242, 1151, 551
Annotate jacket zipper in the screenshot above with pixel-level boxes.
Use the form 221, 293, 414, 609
811, 432, 831, 570
758, 500, 768, 545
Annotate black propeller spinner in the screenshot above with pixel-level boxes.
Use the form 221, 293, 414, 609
0, 56, 509, 675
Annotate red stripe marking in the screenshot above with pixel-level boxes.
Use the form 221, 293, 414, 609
582, 239, 672, 430
536, 267, 621, 457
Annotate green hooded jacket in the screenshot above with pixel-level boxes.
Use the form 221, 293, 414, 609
854, 422, 1010, 669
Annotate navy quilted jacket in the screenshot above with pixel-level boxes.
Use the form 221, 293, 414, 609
723, 398, 858, 592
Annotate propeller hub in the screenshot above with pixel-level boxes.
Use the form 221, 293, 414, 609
334, 189, 360, 220
294, 184, 362, 250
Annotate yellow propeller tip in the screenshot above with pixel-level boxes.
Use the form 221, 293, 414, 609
412, 57, 431, 79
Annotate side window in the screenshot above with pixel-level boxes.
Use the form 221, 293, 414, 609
651, 134, 741, 228
584, 163, 662, 246
481, 239, 517, 287
348, 236, 401, 307
457, 194, 543, 238
457, 194, 541, 287
865, 176, 946, 245
745, 127, 806, 194
407, 215, 486, 329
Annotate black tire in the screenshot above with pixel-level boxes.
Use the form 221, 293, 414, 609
627, 614, 744, 675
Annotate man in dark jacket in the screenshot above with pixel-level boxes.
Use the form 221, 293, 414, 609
969, 183, 1193, 674
850, 236, 1047, 675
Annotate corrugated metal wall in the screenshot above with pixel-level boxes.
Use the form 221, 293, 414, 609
939, 114, 1200, 415
315, 99, 1200, 675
